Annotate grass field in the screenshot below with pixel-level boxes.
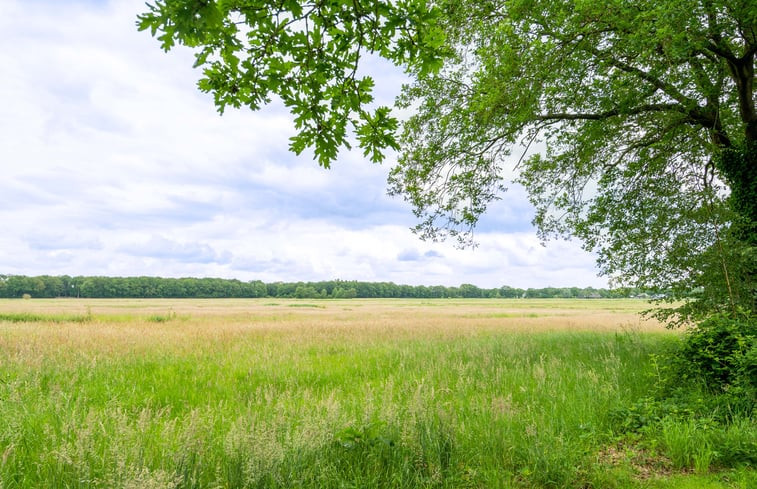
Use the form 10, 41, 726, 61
0, 299, 753, 488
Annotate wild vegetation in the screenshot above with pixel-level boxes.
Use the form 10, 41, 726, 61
1, 298, 753, 488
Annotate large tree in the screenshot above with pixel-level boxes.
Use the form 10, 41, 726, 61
390, 0, 756, 322
139, 0, 755, 321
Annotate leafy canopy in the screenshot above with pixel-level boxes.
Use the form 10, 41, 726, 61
138, 0, 446, 166
391, 0, 756, 322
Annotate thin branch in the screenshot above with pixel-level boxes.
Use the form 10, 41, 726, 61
584, 46, 695, 107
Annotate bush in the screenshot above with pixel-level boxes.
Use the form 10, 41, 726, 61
674, 311, 755, 394
659, 311, 757, 421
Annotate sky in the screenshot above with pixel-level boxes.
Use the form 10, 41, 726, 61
0, 0, 608, 289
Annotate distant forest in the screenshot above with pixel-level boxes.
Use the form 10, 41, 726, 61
0, 275, 654, 299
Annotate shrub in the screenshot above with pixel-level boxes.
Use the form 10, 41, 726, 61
674, 311, 755, 394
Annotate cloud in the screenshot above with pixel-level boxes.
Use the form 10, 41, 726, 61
118, 236, 232, 264
397, 248, 444, 262
25, 232, 103, 251
0, 0, 608, 289
397, 249, 422, 262
230, 256, 295, 274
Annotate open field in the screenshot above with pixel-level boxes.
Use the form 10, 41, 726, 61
0, 299, 753, 488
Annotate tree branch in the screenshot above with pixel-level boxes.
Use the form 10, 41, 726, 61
535, 103, 683, 121
583, 46, 696, 108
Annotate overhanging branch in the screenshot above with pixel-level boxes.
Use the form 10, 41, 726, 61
535, 103, 683, 121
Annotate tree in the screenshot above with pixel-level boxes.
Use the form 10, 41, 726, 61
139, 0, 755, 322
389, 0, 755, 322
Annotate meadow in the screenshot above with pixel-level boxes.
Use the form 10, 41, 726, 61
0, 299, 753, 488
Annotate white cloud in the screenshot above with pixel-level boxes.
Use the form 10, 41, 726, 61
0, 0, 608, 289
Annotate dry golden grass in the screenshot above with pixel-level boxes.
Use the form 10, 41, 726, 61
0, 298, 665, 359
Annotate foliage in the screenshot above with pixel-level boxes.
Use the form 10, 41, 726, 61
137, 0, 447, 166
672, 311, 756, 396
0, 274, 635, 299
716, 142, 757, 313
390, 0, 756, 323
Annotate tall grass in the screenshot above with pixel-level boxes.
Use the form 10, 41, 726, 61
0, 299, 752, 488
0, 312, 92, 323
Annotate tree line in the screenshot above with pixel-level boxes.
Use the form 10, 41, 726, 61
0, 275, 646, 300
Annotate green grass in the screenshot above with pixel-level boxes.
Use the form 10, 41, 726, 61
146, 311, 178, 322
0, 299, 752, 488
0, 312, 92, 323
462, 312, 542, 318
643, 471, 757, 489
